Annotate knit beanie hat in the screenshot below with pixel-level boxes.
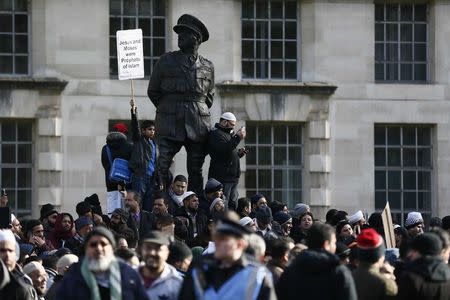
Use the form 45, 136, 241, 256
273, 211, 292, 226
112, 123, 128, 134
209, 198, 224, 212
239, 217, 253, 227
405, 212, 424, 229
204, 178, 223, 194
255, 206, 272, 224
40, 203, 57, 221
84, 226, 116, 250
429, 217, 442, 228
191, 246, 204, 259
112, 208, 129, 223
76, 201, 92, 217
75, 216, 94, 232
168, 241, 192, 263
290, 203, 310, 218
357, 228, 386, 263
409, 233, 443, 256
250, 194, 265, 205
348, 210, 364, 225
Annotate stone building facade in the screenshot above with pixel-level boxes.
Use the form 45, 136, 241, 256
1, 0, 449, 224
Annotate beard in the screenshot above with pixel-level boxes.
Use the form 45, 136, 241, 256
87, 255, 114, 272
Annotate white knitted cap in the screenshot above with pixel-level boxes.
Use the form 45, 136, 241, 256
239, 217, 253, 227
22, 261, 45, 275
405, 211, 424, 228
0, 229, 15, 244
220, 112, 236, 122
348, 210, 364, 225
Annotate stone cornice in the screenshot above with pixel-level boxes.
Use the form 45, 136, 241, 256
0, 77, 68, 92
216, 81, 337, 95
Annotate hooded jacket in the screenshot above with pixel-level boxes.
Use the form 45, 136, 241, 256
101, 131, 133, 191
140, 263, 183, 300
397, 255, 450, 300
276, 249, 357, 300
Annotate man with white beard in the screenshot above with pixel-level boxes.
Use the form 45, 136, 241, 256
56, 227, 148, 300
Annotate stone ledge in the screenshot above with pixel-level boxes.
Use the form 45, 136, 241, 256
216, 81, 337, 95
0, 77, 68, 91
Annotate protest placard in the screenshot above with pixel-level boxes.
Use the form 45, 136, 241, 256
116, 29, 144, 80
381, 201, 396, 248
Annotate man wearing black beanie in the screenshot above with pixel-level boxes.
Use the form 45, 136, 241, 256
397, 233, 450, 300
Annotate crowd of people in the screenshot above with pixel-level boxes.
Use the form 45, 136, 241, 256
1, 105, 450, 300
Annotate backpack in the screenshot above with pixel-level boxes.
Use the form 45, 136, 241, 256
105, 145, 131, 183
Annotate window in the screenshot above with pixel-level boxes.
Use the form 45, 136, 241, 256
109, 0, 166, 77
375, 4, 428, 82
0, 0, 29, 75
241, 0, 299, 80
374, 125, 432, 225
245, 123, 303, 208
0, 120, 33, 216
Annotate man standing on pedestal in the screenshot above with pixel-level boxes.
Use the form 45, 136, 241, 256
148, 14, 214, 196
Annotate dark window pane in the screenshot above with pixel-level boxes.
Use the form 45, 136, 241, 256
18, 144, 31, 163
0, 14, 12, 31
386, 24, 398, 41
0, 55, 12, 73
2, 144, 15, 163
256, 21, 268, 39
0, 34, 12, 52
404, 171, 416, 189
417, 127, 431, 145
386, 63, 398, 80
375, 5, 384, 21
152, 19, 165, 37
375, 63, 384, 80
14, 14, 27, 33
375, 148, 385, 166
15, 0, 27, 11
17, 168, 31, 188
246, 146, 256, 165
400, 64, 412, 81
14, 56, 27, 74
110, 37, 117, 56
386, 5, 398, 21
417, 148, 431, 167
245, 169, 256, 188
288, 125, 301, 143
143, 38, 151, 56
414, 5, 427, 22
289, 147, 302, 166
152, 38, 164, 56
14, 35, 27, 53
388, 170, 401, 189
418, 192, 431, 210
17, 123, 31, 141
289, 170, 302, 188
242, 61, 254, 78
285, 61, 296, 79
123, 0, 136, 15
123, 17, 136, 30
417, 171, 431, 190
285, 1, 297, 19
402, 128, 415, 146
2, 122, 15, 141
404, 191, 416, 209
258, 147, 271, 165
110, 17, 121, 35
1, 168, 15, 188
414, 64, 426, 81
274, 146, 287, 165
285, 41, 296, 59
242, 20, 254, 38
401, 5, 413, 21
256, 60, 268, 78
273, 126, 286, 144
256, 1, 268, 18
274, 170, 286, 188
242, 0, 254, 19
400, 24, 412, 42
387, 148, 401, 166
110, 57, 118, 75
144, 58, 151, 77
414, 44, 426, 61
271, 41, 282, 59
246, 125, 256, 144
386, 43, 398, 61
375, 126, 385, 145
138, 0, 151, 16
375, 191, 386, 209
139, 18, 150, 36
258, 169, 271, 188
388, 191, 401, 209
375, 171, 386, 189
285, 21, 296, 39
271, 1, 282, 18
270, 21, 282, 39
388, 127, 400, 145
242, 41, 254, 59
400, 44, 412, 61
17, 190, 31, 210
153, 0, 165, 16
414, 24, 426, 42
258, 126, 271, 144
271, 61, 282, 78
375, 24, 384, 42
110, 0, 121, 14
375, 43, 384, 61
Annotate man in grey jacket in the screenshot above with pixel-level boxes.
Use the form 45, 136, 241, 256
138, 231, 183, 300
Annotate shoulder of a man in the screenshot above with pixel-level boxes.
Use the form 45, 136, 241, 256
199, 55, 214, 69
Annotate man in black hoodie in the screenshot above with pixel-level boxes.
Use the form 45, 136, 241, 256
276, 222, 357, 300
397, 232, 450, 300
101, 123, 132, 215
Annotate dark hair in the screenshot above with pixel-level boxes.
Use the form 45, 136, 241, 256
307, 223, 335, 249
330, 211, 348, 227
269, 201, 287, 216
42, 254, 59, 270
237, 198, 251, 214
25, 219, 42, 236
127, 190, 142, 206
141, 120, 155, 130
156, 213, 174, 227
299, 211, 314, 222
270, 237, 294, 260
173, 174, 188, 183
326, 209, 338, 224
430, 228, 450, 250
76, 201, 92, 217
115, 248, 137, 261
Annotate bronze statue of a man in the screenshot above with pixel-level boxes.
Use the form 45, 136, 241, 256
147, 14, 214, 195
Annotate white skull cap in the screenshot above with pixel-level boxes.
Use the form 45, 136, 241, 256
220, 112, 236, 122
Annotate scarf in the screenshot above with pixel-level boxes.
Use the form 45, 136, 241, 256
169, 188, 184, 207
81, 257, 122, 300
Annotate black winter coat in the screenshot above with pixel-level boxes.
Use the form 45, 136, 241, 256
207, 123, 242, 183
397, 256, 450, 300
174, 206, 208, 247
126, 209, 156, 242
101, 132, 133, 191
276, 249, 357, 300
0, 261, 35, 300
